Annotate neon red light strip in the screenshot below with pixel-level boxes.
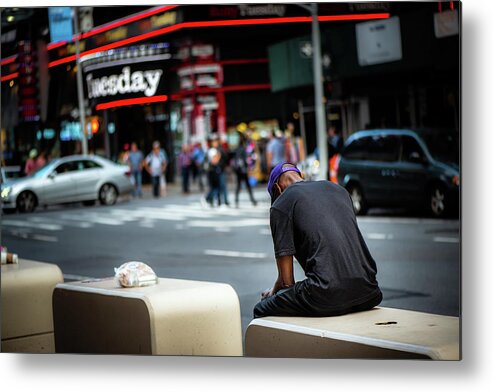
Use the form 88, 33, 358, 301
95, 95, 168, 110
49, 55, 77, 68
0, 72, 19, 82
79, 5, 178, 40
48, 24, 182, 68
0, 55, 17, 66
221, 83, 271, 92
49, 13, 390, 68
47, 40, 69, 51
318, 14, 391, 21
183, 16, 311, 28
47, 5, 178, 50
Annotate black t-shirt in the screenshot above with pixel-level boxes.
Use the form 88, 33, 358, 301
270, 180, 381, 311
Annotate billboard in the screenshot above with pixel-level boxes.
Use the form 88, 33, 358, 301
48, 7, 74, 43
356, 16, 402, 66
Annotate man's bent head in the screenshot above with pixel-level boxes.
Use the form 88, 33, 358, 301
268, 162, 303, 204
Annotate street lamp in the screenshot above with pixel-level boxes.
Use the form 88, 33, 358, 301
299, 3, 328, 180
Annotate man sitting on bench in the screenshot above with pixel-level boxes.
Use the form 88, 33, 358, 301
254, 162, 382, 318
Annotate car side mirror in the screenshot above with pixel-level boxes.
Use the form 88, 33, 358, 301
48, 171, 57, 179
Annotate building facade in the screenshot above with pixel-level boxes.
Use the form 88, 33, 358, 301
1, 2, 460, 180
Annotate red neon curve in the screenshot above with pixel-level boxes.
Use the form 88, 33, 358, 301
47, 5, 178, 50
0, 72, 19, 82
48, 13, 391, 68
95, 95, 168, 110
0, 55, 17, 66
79, 5, 178, 41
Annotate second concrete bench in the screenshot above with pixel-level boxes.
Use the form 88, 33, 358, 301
245, 307, 460, 360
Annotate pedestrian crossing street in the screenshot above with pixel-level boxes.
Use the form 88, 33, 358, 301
1, 199, 272, 237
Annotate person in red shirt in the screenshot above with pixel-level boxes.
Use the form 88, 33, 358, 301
24, 149, 38, 176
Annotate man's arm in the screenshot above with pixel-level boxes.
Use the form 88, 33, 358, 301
262, 255, 295, 299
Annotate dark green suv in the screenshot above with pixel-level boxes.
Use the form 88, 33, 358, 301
335, 129, 459, 218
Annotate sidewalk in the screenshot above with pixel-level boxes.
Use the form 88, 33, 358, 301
134, 177, 268, 201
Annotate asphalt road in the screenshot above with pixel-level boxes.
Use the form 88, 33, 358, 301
1, 181, 461, 342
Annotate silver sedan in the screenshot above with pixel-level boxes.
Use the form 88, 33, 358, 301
1, 155, 134, 213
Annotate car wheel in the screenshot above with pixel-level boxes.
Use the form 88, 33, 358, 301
99, 184, 118, 206
429, 183, 447, 218
17, 191, 37, 213
347, 184, 367, 216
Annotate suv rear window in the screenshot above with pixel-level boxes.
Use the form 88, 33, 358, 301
343, 134, 399, 162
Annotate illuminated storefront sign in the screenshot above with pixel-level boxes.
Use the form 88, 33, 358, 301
86, 66, 163, 99
81, 46, 170, 108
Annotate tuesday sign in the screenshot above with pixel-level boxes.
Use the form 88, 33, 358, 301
84, 62, 167, 108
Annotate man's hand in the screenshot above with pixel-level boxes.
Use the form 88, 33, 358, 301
261, 288, 274, 300
260, 256, 295, 300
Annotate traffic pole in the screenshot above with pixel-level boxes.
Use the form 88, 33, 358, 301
310, 4, 328, 180
73, 6, 88, 156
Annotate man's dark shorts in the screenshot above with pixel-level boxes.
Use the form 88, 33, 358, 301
253, 280, 383, 318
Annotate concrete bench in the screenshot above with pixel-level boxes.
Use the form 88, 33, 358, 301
1, 259, 64, 353
52, 277, 243, 356
245, 307, 460, 360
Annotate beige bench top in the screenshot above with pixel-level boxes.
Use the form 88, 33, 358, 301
246, 307, 460, 360
55, 276, 237, 300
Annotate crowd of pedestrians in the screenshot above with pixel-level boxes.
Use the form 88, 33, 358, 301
119, 123, 308, 204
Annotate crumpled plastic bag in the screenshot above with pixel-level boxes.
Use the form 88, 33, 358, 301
114, 261, 158, 288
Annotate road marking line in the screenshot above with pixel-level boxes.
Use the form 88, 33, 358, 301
4, 229, 31, 239
188, 218, 268, 228
139, 221, 155, 228
214, 227, 231, 232
367, 233, 394, 240
60, 213, 124, 226
433, 237, 460, 243
32, 234, 58, 242
27, 216, 93, 228
112, 209, 186, 221
358, 217, 452, 225
2, 219, 62, 231
204, 249, 268, 259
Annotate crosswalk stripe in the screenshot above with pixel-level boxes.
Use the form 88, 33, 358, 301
27, 216, 93, 229
204, 249, 268, 259
367, 233, 394, 240
433, 237, 460, 243
60, 213, 123, 226
2, 219, 62, 231
32, 234, 58, 242
188, 218, 269, 228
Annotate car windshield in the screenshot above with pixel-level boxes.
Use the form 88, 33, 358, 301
30, 162, 58, 178
421, 131, 459, 164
